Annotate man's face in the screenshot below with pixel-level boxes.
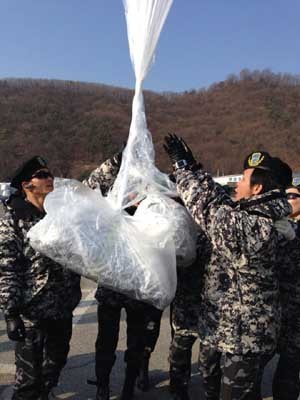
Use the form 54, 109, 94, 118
23, 169, 54, 196
286, 187, 300, 218
234, 168, 260, 201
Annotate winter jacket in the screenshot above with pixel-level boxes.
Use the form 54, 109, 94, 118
0, 195, 81, 320
175, 167, 291, 354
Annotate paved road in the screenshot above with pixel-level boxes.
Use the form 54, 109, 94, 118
0, 278, 277, 400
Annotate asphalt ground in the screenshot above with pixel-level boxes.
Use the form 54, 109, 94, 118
0, 278, 280, 400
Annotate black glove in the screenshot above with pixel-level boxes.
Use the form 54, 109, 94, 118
112, 141, 126, 168
5, 315, 26, 342
163, 133, 196, 168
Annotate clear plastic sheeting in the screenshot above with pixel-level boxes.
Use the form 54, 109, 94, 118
109, 0, 175, 210
135, 195, 198, 268
28, 0, 184, 309
28, 179, 176, 310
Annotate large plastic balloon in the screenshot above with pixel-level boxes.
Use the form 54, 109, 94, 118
29, 0, 198, 310
109, 0, 175, 210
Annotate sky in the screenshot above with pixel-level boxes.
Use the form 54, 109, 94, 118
0, 0, 300, 92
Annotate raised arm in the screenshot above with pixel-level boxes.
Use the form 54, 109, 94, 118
82, 149, 123, 196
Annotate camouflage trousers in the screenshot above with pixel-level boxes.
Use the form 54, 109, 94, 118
198, 345, 272, 400
13, 317, 73, 400
169, 300, 198, 389
273, 353, 300, 400
95, 302, 160, 383
169, 333, 198, 388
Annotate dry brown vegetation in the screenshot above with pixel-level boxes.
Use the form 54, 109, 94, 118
1, 69, 300, 181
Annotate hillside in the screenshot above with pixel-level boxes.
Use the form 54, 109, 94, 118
0, 69, 300, 181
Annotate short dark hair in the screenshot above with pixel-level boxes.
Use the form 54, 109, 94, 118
250, 168, 283, 194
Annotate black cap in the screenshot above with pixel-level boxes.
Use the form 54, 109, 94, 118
243, 151, 274, 171
271, 157, 293, 188
10, 156, 48, 190
244, 151, 292, 189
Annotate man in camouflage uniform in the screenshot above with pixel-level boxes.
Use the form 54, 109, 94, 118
84, 152, 163, 400
164, 134, 292, 400
0, 156, 81, 400
169, 250, 207, 400
273, 185, 300, 400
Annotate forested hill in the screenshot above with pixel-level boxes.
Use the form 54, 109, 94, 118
1, 69, 300, 181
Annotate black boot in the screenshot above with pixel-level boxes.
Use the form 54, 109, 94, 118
95, 376, 110, 400
136, 351, 150, 391
38, 387, 51, 400
38, 395, 49, 400
169, 383, 190, 400
120, 366, 138, 400
96, 383, 110, 400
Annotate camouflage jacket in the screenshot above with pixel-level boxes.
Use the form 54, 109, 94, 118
175, 168, 292, 354
0, 156, 120, 320
171, 229, 211, 336
0, 195, 81, 320
277, 220, 300, 356
82, 156, 120, 196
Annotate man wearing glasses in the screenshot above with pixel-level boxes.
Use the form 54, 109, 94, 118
0, 156, 81, 400
273, 185, 300, 400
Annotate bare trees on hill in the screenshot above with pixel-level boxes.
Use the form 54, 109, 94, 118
0, 70, 300, 180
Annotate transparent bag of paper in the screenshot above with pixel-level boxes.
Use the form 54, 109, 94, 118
28, 0, 186, 309
135, 194, 198, 267
108, 0, 175, 210
28, 179, 176, 310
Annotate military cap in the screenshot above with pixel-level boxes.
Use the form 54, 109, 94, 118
271, 157, 293, 188
10, 156, 48, 190
244, 151, 292, 189
243, 151, 274, 171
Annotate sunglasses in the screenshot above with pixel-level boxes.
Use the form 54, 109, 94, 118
31, 170, 54, 180
287, 193, 300, 200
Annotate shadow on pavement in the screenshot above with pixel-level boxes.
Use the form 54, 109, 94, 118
74, 311, 97, 325
0, 341, 14, 353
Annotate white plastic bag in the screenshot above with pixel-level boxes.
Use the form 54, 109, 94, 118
109, 0, 175, 210
135, 194, 198, 267
28, 0, 182, 309
28, 179, 176, 309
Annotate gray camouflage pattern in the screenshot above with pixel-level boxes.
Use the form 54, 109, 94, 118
0, 199, 81, 319
168, 261, 202, 387
171, 240, 207, 337
13, 316, 73, 399
276, 220, 300, 356
198, 344, 269, 400
174, 168, 292, 354
169, 231, 210, 387
0, 155, 119, 319
272, 220, 300, 400
82, 156, 120, 195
